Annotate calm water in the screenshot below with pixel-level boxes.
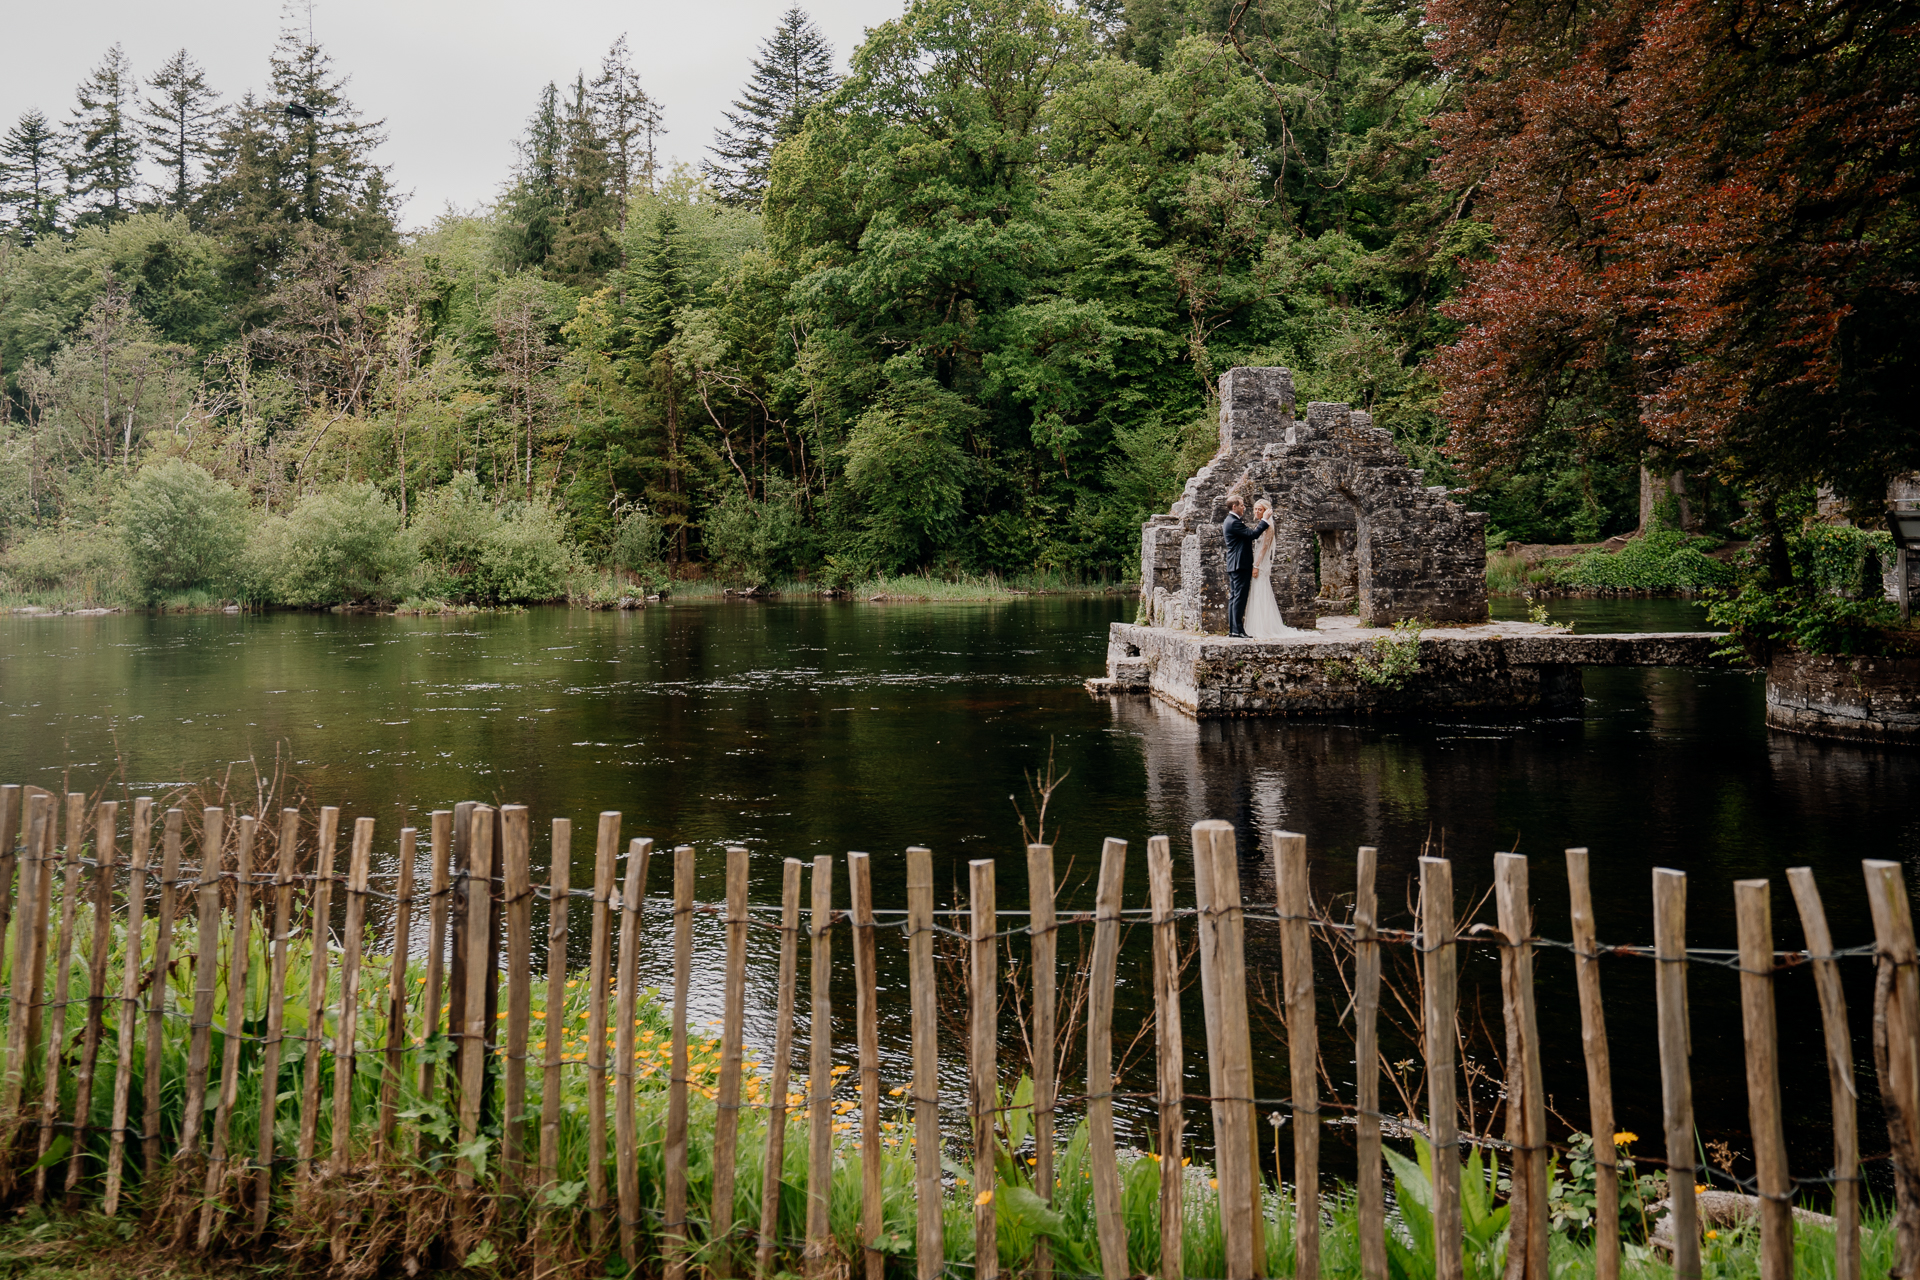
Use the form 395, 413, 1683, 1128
3, 596, 1916, 1188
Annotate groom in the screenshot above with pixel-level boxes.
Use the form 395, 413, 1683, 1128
1221, 497, 1269, 638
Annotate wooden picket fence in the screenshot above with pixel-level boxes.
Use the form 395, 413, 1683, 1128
0, 781, 1916, 1280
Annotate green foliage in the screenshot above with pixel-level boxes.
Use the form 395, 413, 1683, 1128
0, 523, 128, 604
1383, 1138, 1509, 1280
1340, 618, 1425, 687
1706, 522, 1909, 658
117, 458, 247, 597
1541, 1132, 1664, 1245
410, 471, 580, 603
1553, 526, 1734, 593
705, 475, 807, 586
247, 481, 411, 605
610, 503, 666, 576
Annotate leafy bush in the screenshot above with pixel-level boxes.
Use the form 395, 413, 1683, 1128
0, 524, 128, 601
704, 475, 806, 586
1704, 522, 1909, 657
1553, 526, 1734, 592
248, 482, 412, 605
117, 459, 248, 598
410, 472, 581, 603
476, 501, 579, 602
610, 503, 665, 575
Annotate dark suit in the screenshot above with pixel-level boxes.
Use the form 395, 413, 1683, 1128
1221, 512, 1269, 637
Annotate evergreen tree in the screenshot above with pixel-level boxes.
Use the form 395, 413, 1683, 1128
704, 7, 838, 207
543, 74, 620, 286
0, 110, 66, 244
497, 83, 563, 271
140, 49, 223, 218
200, 8, 398, 298
590, 36, 663, 228
67, 45, 141, 227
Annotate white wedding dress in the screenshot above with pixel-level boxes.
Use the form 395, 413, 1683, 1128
1244, 529, 1305, 639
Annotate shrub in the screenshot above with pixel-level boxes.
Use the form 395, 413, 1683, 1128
411, 473, 581, 603
0, 524, 128, 601
1553, 526, 1734, 592
610, 504, 665, 577
249, 482, 412, 605
476, 501, 580, 602
117, 459, 248, 598
704, 475, 805, 587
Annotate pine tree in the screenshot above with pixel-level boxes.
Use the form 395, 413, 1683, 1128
200, 5, 398, 297
140, 49, 223, 218
0, 110, 66, 244
704, 7, 839, 208
498, 83, 563, 271
590, 36, 664, 228
543, 74, 620, 286
67, 44, 141, 227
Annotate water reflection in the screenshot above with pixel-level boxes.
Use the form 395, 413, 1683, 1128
2, 597, 1916, 1189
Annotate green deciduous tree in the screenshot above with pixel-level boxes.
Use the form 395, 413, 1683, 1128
118, 458, 248, 596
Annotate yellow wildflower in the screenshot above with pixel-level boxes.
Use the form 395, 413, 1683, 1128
976, 1190, 993, 1206
1612, 1132, 1638, 1145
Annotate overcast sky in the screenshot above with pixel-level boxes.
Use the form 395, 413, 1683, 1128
3, 0, 907, 230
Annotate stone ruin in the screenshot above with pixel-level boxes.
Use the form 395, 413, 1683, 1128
1140, 367, 1490, 633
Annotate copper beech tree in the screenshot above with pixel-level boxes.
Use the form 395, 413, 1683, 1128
1428, 0, 1920, 534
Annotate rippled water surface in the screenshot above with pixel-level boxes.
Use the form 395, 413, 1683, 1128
3, 595, 1916, 1184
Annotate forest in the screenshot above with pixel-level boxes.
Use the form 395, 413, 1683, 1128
0, 0, 1913, 606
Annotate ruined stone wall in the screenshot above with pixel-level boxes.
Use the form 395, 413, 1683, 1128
1136, 367, 1489, 632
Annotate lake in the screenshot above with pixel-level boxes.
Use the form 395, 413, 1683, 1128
3, 595, 1915, 1190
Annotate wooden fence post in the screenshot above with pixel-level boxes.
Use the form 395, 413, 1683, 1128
36, 793, 88, 1202
1418, 855, 1461, 1280
143, 807, 184, 1172
1564, 850, 1618, 1280
758, 858, 805, 1280
905, 847, 940, 1280
1494, 853, 1547, 1280
68, 799, 119, 1201
1353, 847, 1384, 1280
586, 811, 618, 1245
455, 806, 494, 1190
618, 838, 656, 1267
805, 855, 836, 1280
1733, 879, 1792, 1280
329, 816, 374, 1202
104, 796, 152, 1215
500, 807, 532, 1197
201, 814, 258, 1247
666, 844, 695, 1278
1089, 838, 1128, 1280
176, 806, 225, 1180
847, 850, 882, 1280
1192, 820, 1261, 1280
1787, 867, 1859, 1280
714, 845, 752, 1276
446, 801, 474, 1116
539, 818, 570, 1197
27, 795, 62, 1111
1653, 867, 1700, 1280
969, 859, 997, 1280
419, 810, 452, 1101
1863, 859, 1920, 1280
1148, 834, 1184, 1280
1027, 840, 1058, 1280
255, 808, 300, 1234
2, 792, 50, 1120
1274, 830, 1319, 1280
379, 826, 417, 1159
298, 807, 340, 1189
0, 786, 18, 1051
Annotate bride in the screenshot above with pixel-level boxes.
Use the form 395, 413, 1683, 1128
1244, 500, 1308, 639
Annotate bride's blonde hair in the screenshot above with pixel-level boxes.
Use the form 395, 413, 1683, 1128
1252, 499, 1273, 518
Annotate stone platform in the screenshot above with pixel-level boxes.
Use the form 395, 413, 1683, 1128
1091, 618, 1732, 717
